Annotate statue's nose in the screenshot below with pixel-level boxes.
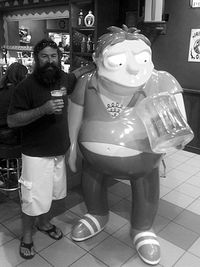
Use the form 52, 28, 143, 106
126, 63, 139, 75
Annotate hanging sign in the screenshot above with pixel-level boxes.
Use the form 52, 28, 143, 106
188, 29, 200, 62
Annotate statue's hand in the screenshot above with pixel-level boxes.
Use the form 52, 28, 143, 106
176, 144, 185, 150
68, 145, 77, 173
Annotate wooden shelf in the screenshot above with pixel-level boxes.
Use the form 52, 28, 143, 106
1, 45, 33, 51
73, 26, 95, 32
69, 0, 95, 68
69, 0, 120, 69
142, 21, 166, 34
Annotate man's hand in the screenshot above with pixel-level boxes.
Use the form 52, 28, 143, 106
176, 144, 185, 150
40, 99, 64, 115
7, 98, 64, 128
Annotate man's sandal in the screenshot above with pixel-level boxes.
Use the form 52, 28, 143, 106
71, 213, 108, 241
19, 238, 35, 260
133, 231, 161, 265
37, 224, 63, 240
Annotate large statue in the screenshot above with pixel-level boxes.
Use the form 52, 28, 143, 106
68, 25, 194, 265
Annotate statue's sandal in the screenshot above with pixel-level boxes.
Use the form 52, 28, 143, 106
133, 231, 161, 265
71, 213, 108, 241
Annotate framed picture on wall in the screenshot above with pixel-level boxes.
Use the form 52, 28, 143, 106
188, 29, 200, 62
19, 26, 31, 45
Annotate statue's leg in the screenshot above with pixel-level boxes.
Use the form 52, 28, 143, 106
71, 160, 109, 241
130, 167, 160, 265
82, 160, 109, 216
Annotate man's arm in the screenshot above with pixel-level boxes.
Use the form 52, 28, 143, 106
7, 99, 64, 128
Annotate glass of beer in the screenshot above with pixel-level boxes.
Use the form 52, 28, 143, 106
51, 89, 63, 114
136, 92, 194, 153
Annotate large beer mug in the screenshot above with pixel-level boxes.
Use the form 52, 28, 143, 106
136, 92, 194, 153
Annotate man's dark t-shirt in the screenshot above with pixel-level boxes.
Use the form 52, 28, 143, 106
8, 71, 76, 157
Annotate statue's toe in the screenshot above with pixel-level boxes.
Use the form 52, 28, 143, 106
133, 231, 161, 265
71, 213, 108, 241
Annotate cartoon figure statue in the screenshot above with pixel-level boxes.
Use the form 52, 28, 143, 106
68, 25, 194, 265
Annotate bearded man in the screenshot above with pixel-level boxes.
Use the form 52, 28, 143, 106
7, 38, 94, 260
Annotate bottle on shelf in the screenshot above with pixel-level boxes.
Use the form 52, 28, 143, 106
80, 60, 85, 67
84, 10, 95, 27
86, 35, 93, 53
77, 9, 84, 27
81, 36, 87, 53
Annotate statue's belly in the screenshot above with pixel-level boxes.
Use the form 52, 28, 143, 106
78, 108, 162, 177
79, 142, 162, 178
81, 142, 142, 157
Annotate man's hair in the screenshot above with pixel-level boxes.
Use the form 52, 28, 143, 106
33, 38, 62, 67
93, 25, 151, 60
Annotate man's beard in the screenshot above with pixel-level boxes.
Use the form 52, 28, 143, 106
33, 62, 62, 87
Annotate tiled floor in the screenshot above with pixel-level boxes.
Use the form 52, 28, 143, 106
0, 149, 200, 267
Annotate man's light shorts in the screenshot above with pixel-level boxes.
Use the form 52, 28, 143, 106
19, 154, 67, 216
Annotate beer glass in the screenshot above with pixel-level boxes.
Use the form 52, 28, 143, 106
136, 92, 194, 153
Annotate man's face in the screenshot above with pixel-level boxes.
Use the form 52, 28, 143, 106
34, 46, 61, 87
38, 46, 59, 68
96, 39, 154, 88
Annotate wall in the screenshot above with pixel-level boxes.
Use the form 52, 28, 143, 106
18, 20, 46, 46
152, 0, 200, 90
7, 20, 46, 47
1, 5, 69, 48
150, 0, 200, 153
183, 90, 200, 154
46, 18, 69, 31
5, 19, 46, 57
7, 21, 19, 45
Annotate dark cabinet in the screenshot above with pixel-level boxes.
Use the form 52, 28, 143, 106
136, 0, 167, 43
69, 0, 95, 69
69, 0, 120, 70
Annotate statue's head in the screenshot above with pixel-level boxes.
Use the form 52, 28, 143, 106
93, 25, 154, 89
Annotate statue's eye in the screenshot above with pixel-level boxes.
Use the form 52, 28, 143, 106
135, 51, 151, 64
106, 54, 126, 68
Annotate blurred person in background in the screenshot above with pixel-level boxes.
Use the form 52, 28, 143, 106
0, 62, 28, 145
